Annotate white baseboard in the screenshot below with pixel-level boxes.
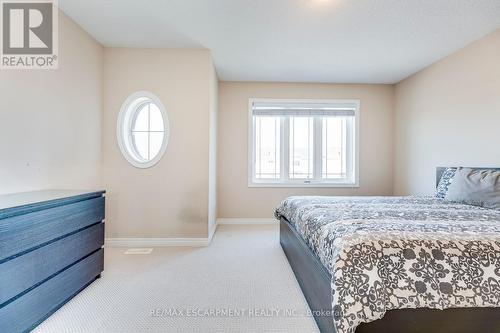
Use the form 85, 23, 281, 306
105, 219, 274, 247
105, 237, 211, 247
208, 222, 217, 242
217, 218, 277, 225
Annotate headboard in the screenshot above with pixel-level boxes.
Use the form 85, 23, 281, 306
436, 167, 500, 187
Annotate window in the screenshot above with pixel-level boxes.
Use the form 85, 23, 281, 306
249, 99, 359, 187
117, 91, 170, 168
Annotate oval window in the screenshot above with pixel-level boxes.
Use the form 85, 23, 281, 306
117, 91, 169, 168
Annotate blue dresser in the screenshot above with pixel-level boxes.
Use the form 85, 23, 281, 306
0, 190, 105, 333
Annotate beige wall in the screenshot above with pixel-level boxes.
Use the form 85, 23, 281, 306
0, 12, 103, 195
102, 48, 216, 238
394, 29, 500, 195
217, 82, 394, 218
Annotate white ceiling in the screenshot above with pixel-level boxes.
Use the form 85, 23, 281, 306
59, 0, 500, 84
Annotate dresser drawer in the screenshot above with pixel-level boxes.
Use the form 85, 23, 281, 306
0, 197, 104, 261
0, 223, 104, 305
0, 249, 104, 333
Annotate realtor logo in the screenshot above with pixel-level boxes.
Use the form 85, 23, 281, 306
1, 0, 58, 69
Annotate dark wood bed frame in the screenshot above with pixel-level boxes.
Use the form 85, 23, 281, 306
280, 167, 500, 333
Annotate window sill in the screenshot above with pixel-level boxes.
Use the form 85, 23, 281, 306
248, 181, 359, 188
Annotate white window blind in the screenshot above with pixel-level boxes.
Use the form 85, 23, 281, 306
249, 99, 358, 187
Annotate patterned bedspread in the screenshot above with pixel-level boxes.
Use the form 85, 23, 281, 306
275, 196, 500, 333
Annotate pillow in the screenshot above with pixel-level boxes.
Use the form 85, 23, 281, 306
435, 168, 457, 198
444, 167, 500, 209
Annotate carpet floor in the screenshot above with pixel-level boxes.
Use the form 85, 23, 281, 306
33, 224, 319, 333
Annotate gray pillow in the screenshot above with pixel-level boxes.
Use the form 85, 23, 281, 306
445, 167, 500, 209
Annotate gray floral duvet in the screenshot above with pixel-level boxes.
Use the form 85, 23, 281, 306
275, 196, 500, 333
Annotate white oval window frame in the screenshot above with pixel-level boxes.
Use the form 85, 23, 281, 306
117, 91, 170, 169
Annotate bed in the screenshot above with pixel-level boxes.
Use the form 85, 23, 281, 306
277, 167, 500, 333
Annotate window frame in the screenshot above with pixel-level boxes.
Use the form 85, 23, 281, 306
117, 91, 170, 169
247, 98, 360, 188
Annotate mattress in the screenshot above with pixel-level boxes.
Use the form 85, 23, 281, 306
275, 196, 500, 333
